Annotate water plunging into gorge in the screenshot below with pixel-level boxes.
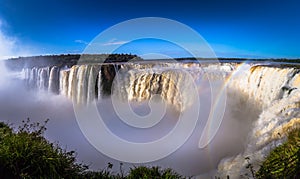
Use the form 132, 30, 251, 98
2, 60, 300, 177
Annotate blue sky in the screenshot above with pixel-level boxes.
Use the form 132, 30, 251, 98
0, 0, 299, 58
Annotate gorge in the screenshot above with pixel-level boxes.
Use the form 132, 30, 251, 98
1, 55, 300, 177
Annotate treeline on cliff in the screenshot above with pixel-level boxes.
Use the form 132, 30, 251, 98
5, 53, 300, 71
4, 54, 140, 71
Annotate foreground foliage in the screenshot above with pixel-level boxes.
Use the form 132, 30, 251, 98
82, 165, 183, 179
0, 119, 87, 178
256, 129, 300, 178
0, 119, 183, 179
127, 166, 182, 179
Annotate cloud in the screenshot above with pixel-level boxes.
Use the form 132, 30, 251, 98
0, 21, 17, 59
75, 38, 129, 48
75, 39, 88, 45
210, 43, 268, 58
101, 38, 129, 46
75, 38, 128, 47
0, 19, 33, 60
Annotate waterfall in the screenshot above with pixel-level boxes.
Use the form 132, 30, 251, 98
20, 62, 244, 108
76, 65, 89, 104
59, 69, 69, 96
112, 67, 198, 111
23, 66, 58, 92
87, 65, 96, 103
217, 65, 300, 178
49, 66, 60, 94
68, 65, 78, 99
227, 65, 299, 108
21, 61, 300, 177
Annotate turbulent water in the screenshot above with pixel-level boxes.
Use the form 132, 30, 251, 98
19, 61, 300, 177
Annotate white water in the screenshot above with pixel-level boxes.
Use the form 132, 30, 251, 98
2, 61, 300, 177
217, 65, 300, 178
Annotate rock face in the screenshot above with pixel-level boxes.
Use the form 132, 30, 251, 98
20, 59, 300, 177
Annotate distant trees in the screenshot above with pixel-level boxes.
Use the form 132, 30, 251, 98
5, 54, 141, 71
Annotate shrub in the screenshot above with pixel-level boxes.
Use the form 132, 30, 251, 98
82, 164, 184, 179
0, 119, 87, 179
81, 162, 120, 179
127, 166, 183, 179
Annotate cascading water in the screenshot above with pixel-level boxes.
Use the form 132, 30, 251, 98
20, 61, 300, 177
217, 64, 300, 178
24, 66, 60, 93
49, 66, 60, 94
22, 62, 231, 110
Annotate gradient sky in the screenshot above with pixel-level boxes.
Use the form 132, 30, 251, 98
0, 0, 299, 58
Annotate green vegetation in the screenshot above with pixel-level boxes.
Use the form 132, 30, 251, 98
0, 119, 87, 178
256, 129, 300, 178
82, 164, 183, 179
127, 166, 182, 179
0, 119, 183, 178
5, 54, 140, 71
